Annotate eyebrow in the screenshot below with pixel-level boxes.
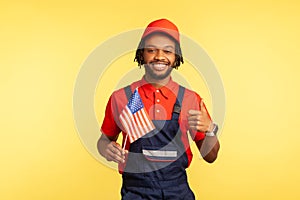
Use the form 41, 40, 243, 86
144, 44, 175, 49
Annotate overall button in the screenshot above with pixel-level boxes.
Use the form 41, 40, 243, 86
156, 99, 160, 103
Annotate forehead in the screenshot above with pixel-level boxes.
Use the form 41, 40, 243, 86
144, 33, 175, 48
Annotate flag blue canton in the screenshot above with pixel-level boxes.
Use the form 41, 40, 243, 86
127, 89, 144, 114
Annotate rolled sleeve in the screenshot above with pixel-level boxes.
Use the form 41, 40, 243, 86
101, 95, 121, 138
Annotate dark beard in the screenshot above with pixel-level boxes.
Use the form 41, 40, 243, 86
144, 64, 173, 80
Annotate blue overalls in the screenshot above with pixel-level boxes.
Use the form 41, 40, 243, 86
121, 86, 195, 200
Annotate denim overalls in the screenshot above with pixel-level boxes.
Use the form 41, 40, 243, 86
121, 85, 195, 200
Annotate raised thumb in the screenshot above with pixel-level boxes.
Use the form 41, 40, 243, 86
200, 99, 205, 111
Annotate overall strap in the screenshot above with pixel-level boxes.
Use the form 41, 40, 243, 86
124, 85, 132, 101
172, 85, 185, 120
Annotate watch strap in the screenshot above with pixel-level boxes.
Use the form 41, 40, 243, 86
205, 123, 218, 137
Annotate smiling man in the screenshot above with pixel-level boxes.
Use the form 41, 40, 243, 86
97, 19, 220, 200
142, 32, 176, 84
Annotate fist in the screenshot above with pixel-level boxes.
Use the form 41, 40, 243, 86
188, 100, 212, 132
105, 141, 127, 164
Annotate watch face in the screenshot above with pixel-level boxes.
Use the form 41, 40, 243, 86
205, 123, 218, 137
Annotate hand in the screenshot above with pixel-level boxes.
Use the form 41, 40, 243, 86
104, 141, 128, 164
188, 100, 212, 132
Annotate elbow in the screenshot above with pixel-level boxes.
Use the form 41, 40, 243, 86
203, 143, 220, 163
204, 154, 218, 163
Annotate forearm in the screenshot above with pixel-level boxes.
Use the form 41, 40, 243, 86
196, 136, 220, 163
97, 134, 117, 158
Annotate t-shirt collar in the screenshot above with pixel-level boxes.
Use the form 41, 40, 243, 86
139, 76, 177, 99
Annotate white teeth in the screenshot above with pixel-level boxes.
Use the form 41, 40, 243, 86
152, 63, 167, 70
154, 64, 166, 67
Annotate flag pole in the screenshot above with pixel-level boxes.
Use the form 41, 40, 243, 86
123, 133, 128, 151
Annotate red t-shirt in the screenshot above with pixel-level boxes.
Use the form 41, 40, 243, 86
101, 77, 208, 171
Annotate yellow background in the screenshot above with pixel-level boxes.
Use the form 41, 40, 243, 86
1, 0, 300, 199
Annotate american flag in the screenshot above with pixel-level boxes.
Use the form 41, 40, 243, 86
119, 88, 155, 143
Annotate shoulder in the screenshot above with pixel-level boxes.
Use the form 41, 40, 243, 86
111, 80, 141, 101
113, 80, 140, 94
181, 86, 202, 110
168, 77, 201, 100
182, 87, 201, 101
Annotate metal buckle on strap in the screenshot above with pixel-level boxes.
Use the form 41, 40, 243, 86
173, 104, 181, 114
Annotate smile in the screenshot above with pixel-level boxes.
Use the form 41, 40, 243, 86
151, 63, 168, 71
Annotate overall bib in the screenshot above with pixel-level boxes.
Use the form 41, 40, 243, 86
121, 86, 195, 200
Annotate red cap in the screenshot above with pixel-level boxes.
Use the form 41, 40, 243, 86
141, 19, 180, 43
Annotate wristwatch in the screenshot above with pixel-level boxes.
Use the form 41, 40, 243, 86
205, 123, 218, 137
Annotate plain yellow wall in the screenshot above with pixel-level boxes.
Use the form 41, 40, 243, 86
1, 0, 300, 199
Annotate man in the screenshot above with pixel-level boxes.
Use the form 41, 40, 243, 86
97, 19, 220, 200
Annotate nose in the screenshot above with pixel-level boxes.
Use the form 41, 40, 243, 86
154, 49, 166, 61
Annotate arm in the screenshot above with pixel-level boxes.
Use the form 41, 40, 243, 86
188, 100, 220, 163
97, 94, 127, 164
196, 133, 220, 163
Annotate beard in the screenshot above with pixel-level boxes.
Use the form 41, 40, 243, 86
144, 64, 173, 80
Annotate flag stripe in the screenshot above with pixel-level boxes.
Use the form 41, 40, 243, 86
123, 108, 138, 142
119, 88, 155, 144
139, 110, 151, 133
132, 109, 144, 140
141, 109, 155, 130
125, 107, 141, 142
137, 109, 152, 133
131, 115, 140, 141
120, 109, 135, 141
137, 111, 148, 132
125, 107, 139, 142
133, 111, 144, 138
119, 114, 129, 133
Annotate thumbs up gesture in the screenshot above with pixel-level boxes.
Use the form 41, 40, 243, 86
188, 100, 213, 133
